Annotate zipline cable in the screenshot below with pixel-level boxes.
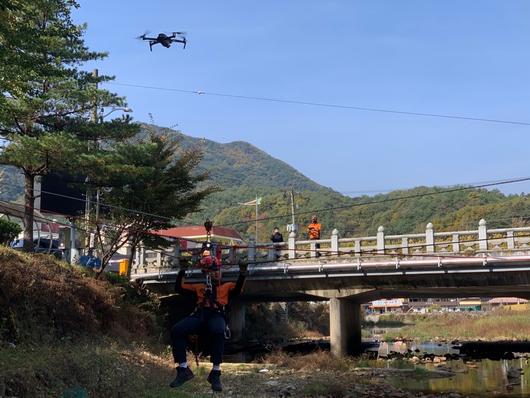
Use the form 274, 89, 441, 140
107, 82, 530, 127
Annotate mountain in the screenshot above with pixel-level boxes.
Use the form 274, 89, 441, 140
144, 124, 329, 191
2, 125, 529, 241
145, 126, 530, 239
143, 124, 349, 228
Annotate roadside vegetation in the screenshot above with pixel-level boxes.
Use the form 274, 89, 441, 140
372, 311, 530, 342
1, 247, 465, 397
0, 246, 172, 397
245, 302, 329, 344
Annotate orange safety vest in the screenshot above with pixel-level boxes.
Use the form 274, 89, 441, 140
180, 281, 237, 308
308, 222, 321, 240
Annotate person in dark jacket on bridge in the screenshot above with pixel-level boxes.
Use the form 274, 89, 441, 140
270, 227, 284, 259
169, 250, 247, 392
270, 227, 284, 243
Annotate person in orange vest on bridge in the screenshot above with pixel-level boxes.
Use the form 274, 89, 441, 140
308, 215, 322, 257
169, 245, 247, 392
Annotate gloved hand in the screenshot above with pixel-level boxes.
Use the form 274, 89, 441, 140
238, 261, 248, 274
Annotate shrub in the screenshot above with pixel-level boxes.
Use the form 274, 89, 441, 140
0, 218, 21, 245
0, 247, 160, 344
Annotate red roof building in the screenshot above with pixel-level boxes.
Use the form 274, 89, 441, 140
152, 225, 244, 249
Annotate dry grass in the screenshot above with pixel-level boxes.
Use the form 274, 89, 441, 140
0, 340, 180, 398
263, 350, 354, 372
302, 379, 349, 398
0, 247, 172, 397
0, 247, 160, 344
383, 310, 530, 341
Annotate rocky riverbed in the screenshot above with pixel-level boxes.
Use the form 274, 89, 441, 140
172, 353, 471, 398
176, 361, 470, 398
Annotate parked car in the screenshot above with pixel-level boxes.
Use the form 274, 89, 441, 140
10, 238, 64, 260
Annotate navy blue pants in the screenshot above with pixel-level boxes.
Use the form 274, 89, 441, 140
171, 308, 226, 365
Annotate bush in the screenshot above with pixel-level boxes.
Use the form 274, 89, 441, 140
244, 302, 330, 344
0, 247, 160, 344
0, 218, 21, 245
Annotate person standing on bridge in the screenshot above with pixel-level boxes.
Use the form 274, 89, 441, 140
270, 226, 284, 244
169, 251, 247, 392
308, 215, 322, 257
270, 226, 284, 259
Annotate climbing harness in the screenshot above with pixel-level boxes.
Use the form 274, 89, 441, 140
184, 219, 241, 366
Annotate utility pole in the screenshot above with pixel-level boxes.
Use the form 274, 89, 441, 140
289, 189, 296, 227
255, 194, 259, 243
285, 188, 297, 234
84, 68, 98, 250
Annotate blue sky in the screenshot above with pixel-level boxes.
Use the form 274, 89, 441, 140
74, 1, 530, 195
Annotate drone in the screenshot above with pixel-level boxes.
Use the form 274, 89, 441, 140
137, 31, 187, 51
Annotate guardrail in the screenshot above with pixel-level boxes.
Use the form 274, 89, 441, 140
131, 219, 530, 275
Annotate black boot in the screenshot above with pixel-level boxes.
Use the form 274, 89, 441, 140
207, 369, 223, 392
170, 366, 194, 388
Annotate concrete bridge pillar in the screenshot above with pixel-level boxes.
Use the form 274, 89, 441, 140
426, 223, 435, 253
288, 231, 296, 259
228, 300, 246, 343
479, 219, 488, 251
331, 229, 339, 256
329, 298, 362, 357
227, 300, 246, 362
377, 226, 385, 254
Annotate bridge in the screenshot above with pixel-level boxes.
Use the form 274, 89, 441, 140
131, 219, 530, 356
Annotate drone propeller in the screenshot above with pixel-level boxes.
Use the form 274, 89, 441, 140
135, 30, 151, 40
172, 31, 186, 36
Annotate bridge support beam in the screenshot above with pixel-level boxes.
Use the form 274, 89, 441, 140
329, 298, 362, 357
228, 300, 245, 343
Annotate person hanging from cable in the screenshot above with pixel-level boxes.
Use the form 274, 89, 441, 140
169, 219, 247, 392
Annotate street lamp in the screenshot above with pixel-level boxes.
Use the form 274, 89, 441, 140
99, 106, 132, 121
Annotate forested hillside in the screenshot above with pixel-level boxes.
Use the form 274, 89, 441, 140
143, 125, 346, 226
147, 126, 530, 239
2, 125, 529, 241
214, 186, 530, 240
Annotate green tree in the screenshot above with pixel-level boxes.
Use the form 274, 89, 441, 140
0, 0, 137, 251
93, 133, 215, 277
0, 218, 21, 244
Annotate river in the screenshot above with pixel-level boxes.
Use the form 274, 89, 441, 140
366, 340, 530, 396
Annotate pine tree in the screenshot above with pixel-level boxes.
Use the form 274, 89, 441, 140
0, 0, 137, 251
94, 132, 216, 277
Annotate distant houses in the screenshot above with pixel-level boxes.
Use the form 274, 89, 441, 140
366, 297, 529, 314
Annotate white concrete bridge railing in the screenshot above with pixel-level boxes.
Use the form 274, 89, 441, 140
130, 218, 530, 358
277, 219, 530, 259
131, 218, 530, 274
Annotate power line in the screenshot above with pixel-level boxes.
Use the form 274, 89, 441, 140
337, 177, 530, 196
0, 180, 176, 221
220, 176, 530, 228
108, 82, 530, 127
8, 199, 530, 271
2, 176, 530, 232
13, 198, 530, 265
